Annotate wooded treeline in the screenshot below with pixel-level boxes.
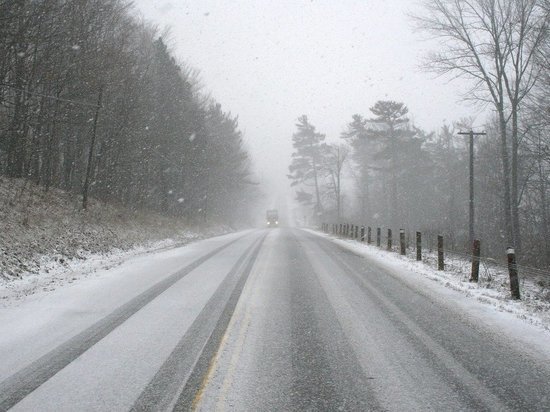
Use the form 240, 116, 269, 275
289, 0, 549, 266
0, 0, 257, 225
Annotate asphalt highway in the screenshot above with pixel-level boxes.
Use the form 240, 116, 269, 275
1, 228, 549, 411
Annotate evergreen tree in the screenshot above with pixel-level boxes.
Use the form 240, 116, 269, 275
288, 115, 328, 217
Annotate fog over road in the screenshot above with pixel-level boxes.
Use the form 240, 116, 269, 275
1, 229, 549, 411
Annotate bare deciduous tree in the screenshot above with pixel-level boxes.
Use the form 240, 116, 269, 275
413, 0, 549, 249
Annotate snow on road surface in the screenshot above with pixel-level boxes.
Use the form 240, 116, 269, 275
305, 229, 550, 346
1, 228, 549, 411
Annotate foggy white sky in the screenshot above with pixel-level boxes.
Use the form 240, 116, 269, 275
133, 0, 482, 206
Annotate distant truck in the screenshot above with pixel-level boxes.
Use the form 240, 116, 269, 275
266, 209, 279, 227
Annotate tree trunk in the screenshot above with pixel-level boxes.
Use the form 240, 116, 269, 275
82, 87, 103, 210
498, 109, 514, 246
511, 106, 521, 251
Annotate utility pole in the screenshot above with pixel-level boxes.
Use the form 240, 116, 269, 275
458, 130, 486, 247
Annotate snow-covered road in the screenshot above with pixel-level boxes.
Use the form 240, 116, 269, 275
1, 228, 549, 411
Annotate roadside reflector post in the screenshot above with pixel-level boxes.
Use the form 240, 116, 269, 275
376, 227, 381, 247
470, 239, 481, 282
507, 247, 520, 299
360, 226, 365, 242
400, 229, 406, 255
387, 229, 392, 251
437, 235, 444, 270
367, 227, 372, 244
416, 231, 422, 261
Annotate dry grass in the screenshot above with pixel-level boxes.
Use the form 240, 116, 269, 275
0, 177, 226, 281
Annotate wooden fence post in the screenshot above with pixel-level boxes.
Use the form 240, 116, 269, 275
387, 229, 392, 251
437, 235, 444, 270
416, 231, 422, 261
400, 229, 406, 255
355, 225, 359, 239
360, 226, 365, 242
376, 228, 381, 247
470, 239, 481, 282
367, 227, 372, 244
507, 248, 520, 299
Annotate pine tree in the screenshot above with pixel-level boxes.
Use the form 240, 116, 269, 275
288, 115, 328, 217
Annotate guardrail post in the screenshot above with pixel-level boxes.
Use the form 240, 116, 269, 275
367, 227, 372, 244
437, 235, 444, 270
507, 248, 520, 299
376, 227, 381, 247
470, 239, 481, 282
416, 231, 422, 261
387, 229, 392, 251
360, 226, 365, 242
400, 229, 406, 255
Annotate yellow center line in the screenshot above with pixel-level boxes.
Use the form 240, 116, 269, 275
191, 237, 271, 411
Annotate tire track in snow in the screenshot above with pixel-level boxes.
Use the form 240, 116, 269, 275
172, 233, 266, 412
0, 232, 252, 411
131, 232, 267, 411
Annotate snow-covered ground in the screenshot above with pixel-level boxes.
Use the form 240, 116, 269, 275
0, 177, 232, 305
1, 233, 199, 305
307, 229, 550, 338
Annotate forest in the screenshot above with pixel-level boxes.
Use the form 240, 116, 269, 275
289, 0, 550, 267
0, 0, 257, 226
